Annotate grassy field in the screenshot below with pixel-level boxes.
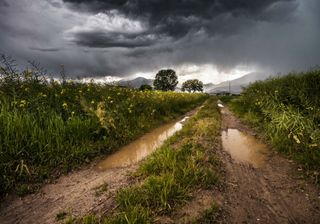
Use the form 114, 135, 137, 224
0, 66, 208, 196
228, 70, 320, 182
67, 97, 222, 223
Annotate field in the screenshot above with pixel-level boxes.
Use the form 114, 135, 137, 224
229, 70, 320, 182
1, 61, 320, 223
0, 67, 207, 196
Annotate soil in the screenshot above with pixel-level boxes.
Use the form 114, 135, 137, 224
217, 106, 320, 224
1, 105, 319, 224
0, 109, 197, 224
0, 162, 138, 224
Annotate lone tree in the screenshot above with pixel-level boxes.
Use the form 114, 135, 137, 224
182, 79, 203, 92
153, 69, 178, 91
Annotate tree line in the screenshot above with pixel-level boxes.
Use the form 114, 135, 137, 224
140, 69, 203, 92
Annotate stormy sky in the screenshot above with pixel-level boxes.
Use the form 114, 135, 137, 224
0, 0, 319, 83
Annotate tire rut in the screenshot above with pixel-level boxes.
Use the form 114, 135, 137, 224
217, 106, 320, 224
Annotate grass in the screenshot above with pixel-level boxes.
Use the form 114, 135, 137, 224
56, 211, 68, 221
103, 97, 222, 223
0, 60, 208, 197
227, 70, 320, 183
193, 202, 220, 224
94, 182, 108, 197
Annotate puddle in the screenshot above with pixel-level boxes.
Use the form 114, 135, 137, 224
96, 116, 190, 171
218, 103, 224, 108
221, 129, 269, 167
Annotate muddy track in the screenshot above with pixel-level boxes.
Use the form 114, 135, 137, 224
0, 109, 198, 224
1, 105, 320, 224
0, 162, 137, 224
217, 106, 320, 223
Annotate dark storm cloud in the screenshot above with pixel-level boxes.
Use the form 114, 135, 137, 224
63, 0, 296, 47
0, 0, 319, 80
0, 0, 9, 7
71, 31, 157, 48
29, 47, 61, 52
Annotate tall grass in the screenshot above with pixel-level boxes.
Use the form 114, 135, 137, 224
229, 70, 320, 182
0, 60, 208, 196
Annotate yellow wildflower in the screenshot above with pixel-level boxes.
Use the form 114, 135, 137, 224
293, 135, 301, 144
19, 100, 27, 108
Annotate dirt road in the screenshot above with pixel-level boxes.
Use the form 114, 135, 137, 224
1, 105, 319, 223
0, 109, 197, 224
217, 106, 320, 223
0, 161, 138, 224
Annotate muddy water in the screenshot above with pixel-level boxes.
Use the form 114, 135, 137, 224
221, 129, 269, 167
96, 116, 190, 171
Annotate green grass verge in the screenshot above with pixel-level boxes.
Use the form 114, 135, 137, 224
99, 97, 222, 223
227, 70, 320, 183
0, 68, 208, 197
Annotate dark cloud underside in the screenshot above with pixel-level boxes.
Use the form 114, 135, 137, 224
63, 0, 297, 48
70, 30, 159, 48
0, 0, 319, 80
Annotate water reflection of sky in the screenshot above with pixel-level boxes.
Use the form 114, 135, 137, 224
221, 129, 269, 168
96, 117, 186, 171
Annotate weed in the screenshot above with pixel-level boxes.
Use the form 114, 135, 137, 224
82, 214, 99, 224
193, 202, 220, 224
229, 70, 320, 183
56, 211, 68, 221
106, 205, 153, 224
65, 215, 76, 224
94, 182, 108, 197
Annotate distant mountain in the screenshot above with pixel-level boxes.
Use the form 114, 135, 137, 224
79, 75, 121, 83
203, 83, 215, 92
118, 77, 154, 88
207, 72, 271, 94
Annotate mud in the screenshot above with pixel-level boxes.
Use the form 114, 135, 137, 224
217, 106, 320, 223
0, 162, 139, 224
1, 105, 319, 224
0, 110, 196, 224
96, 116, 189, 170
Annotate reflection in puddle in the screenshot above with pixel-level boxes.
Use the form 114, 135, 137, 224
218, 103, 224, 108
221, 129, 269, 167
96, 117, 189, 171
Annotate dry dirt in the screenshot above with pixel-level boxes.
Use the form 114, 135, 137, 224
217, 106, 320, 224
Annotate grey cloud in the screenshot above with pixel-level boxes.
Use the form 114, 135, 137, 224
47, 0, 63, 8
70, 31, 158, 48
63, 0, 297, 45
0, 0, 319, 81
29, 47, 61, 52
0, 0, 9, 7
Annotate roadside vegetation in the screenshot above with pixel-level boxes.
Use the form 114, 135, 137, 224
68, 97, 222, 223
0, 57, 207, 196
228, 70, 320, 183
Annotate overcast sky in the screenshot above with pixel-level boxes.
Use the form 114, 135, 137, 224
0, 0, 319, 83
